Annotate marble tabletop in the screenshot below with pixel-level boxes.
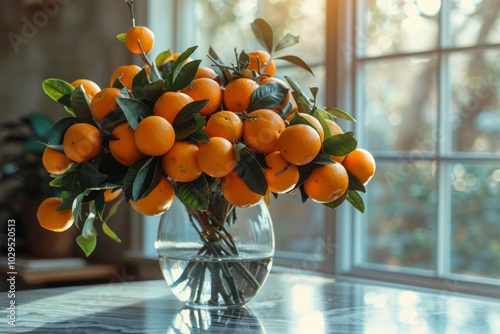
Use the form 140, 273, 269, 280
3, 271, 500, 333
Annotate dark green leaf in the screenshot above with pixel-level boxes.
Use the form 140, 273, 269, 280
248, 82, 289, 112
274, 33, 300, 52
313, 109, 331, 138
311, 153, 335, 165
275, 55, 314, 75
130, 157, 154, 202
295, 164, 315, 189
78, 162, 107, 188
49, 177, 62, 187
124, 157, 153, 202
144, 80, 165, 102
82, 202, 97, 238
165, 46, 198, 91
187, 124, 210, 143
102, 222, 122, 243
346, 190, 365, 213
47, 117, 79, 146
172, 100, 209, 140
112, 77, 125, 89
234, 145, 267, 195
285, 76, 312, 113
76, 229, 97, 257
171, 59, 202, 92
95, 192, 105, 221
322, 189, 348, 210
323, 131, 357, 156
139, 158, 163, 200
177, 175, 210, 211
251, 18, 274, 53
29, 113, 53, 138
324, 107, 356, 122
116, 98, 152, 130
347, 171, 366, 193
70, 85, 94, 124
132, 67, 149, 100
42, 78, 74, 108
116, 33, 126, 42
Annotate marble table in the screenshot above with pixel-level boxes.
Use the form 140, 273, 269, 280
3, 272, 500, 333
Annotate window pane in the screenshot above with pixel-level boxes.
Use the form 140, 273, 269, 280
360, 160, 437, 270
362, 56, 438, 152
361, 0, 440, 57
450, 163, 500, 279
450, 50, 500, 153
451, 0, 500, 47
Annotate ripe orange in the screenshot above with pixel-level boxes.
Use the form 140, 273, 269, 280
153, 91, 194, 124
181, 78, 222, 115
195, 66, 218, 80
248, 50, 276, 76
104, 188, 122, 202
196, 137, 236, 178
37, 197, 74, 232
90, 87, 123, 123
221, 170, 263, 207
298, 113, 325, 142
162, 141, 202, 182
63, 123, 102, 163
258, 76, 291, 111
342, 148, 376, 185
205, 110, 243, 141
125, 26, 154, 54
325, 119, 345, 163
109, 64, 141, 90
109, 122, 145, 166
129, 176, 175, 216
223, 78, 259, 112
303, 163, 349, 203
71, 79, 100, 99
42, 147, 72, 174
134, 116, 175, 156
242, 109, 285, 154
264, 151, 299, 194
278, 124, 321, 166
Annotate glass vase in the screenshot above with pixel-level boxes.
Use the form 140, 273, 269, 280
156, 196, 274, 309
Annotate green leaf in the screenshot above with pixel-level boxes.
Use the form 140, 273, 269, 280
251, 18, 274, 53
187, 122, 210, 143
275, 55, 314, 76
172, 100, 209, 140
131, 157, 155, 202
313, 109, 331, 138
346, 190, 364, 213
322, 189, 348, 210
284, 76, 312, 113
324, 107, 357, 122
311, 153, 335, 165
116, 33, 126, 42
124, 158, 150, 202
295, 164, 315, 189
165, 46, 198, 91
102, 222, 122, 243
155, 50, 172, 67
95, 192, 105, 221
144, 80, 165, 102
49, 177, 62, 187
82, 202, 97, 239
247, 81, 290, 112
112, 77, 125, 89
323, 131, 357, 156
47, 117, 79, 147
30, 113, 53, 138
78, 162, 108, 188
234, 144, 267, 196
132, 68, 150, 100
42, 78, 74, 109
347, 171, 366, 193
104, 197, 124, 222
116, 98, 152, 130
171, 59, 202, 92
177, 175, 209, 211
138, 158, 163, 200
274, 33, 300, 52
76, 230, 97, 257
70, 85, 94, 124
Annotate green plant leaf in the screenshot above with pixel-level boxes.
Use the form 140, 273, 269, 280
104, 196, 124, 222
323, 131, 357, 156
295, 164, 315, 189
311, 153, 335, 165
313, 109, 331, 138
138, 158, 163, 200
172, 100, 209, 140
177, 175, 209, 211
116, 33, 126, 42
347, 171, 366, 193
346, 190, 364, 213
247, 81, 290, 112
234, 144, 267, 196
78, 162, 108, 188
70, 85, 94, 124
131, 157, 155, 202
82, 201, 97, 238
102, 222, 122, 243
155, 50, 172, 67
144, 80, 165, 102
171, 59, 202, 92
274, 33, 300, 52
29, 113, 53, 138
42, 78, 74, 109
322, 189, 348, 210
284, 76, 312, 113
76, 229, 97, 257
112, 77, 125, 89
165, 46, 198, 91
251, 18, 274, 53
324, 107, 356, 122
49, 177, 62, 187
124, 158, 149, 202
47, 117, 79, 147
275, 55, 314, 75
116, 98, 152, 130
95, 192, 105, 221
132, 67, 150, 100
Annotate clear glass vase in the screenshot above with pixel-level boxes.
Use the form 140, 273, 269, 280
156, 196, 274, 309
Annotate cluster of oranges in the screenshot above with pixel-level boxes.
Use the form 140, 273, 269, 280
37, 19, 375, 242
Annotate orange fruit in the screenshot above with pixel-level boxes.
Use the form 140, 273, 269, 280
109, 64, 141, 90
303, 163, 349, 203
258, 76, 291, 111
248, 50, 276, 76
90, 87, 123, 123
104, 188, 122, 202
278, 124, 321, 166
42, 147, 72, 174
221, 170, 263, 208
264, 151, 299, 194
37, 197, 74, 232
181, 78, 222, 115
109, 122, 145, 166
134, 116, 175, 156
242, 109, 285, 154
342, 148, 376, 185
71, 79, 100, 99
205, 110, 243, 141
162, 141, 202, 182
325, 119, 345, 163
125, 26, 154, 54
298, 113, 325, 142
196, 137, 236, 178
63, 123, 102, 163
129, 176, 175, 216
223, 77, 259, 112
153, 91, 194, 124
195, 66, 218, 80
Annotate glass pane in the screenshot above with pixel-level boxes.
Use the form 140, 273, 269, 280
450, 163, 500, 279
361, 160, 437, 270
363, 56, 438, 152
451, 0, 500, 47
450, 50, 500, 153
361, 0, 440, 57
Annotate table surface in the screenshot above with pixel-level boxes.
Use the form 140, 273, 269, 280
3, 272, 500, 333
